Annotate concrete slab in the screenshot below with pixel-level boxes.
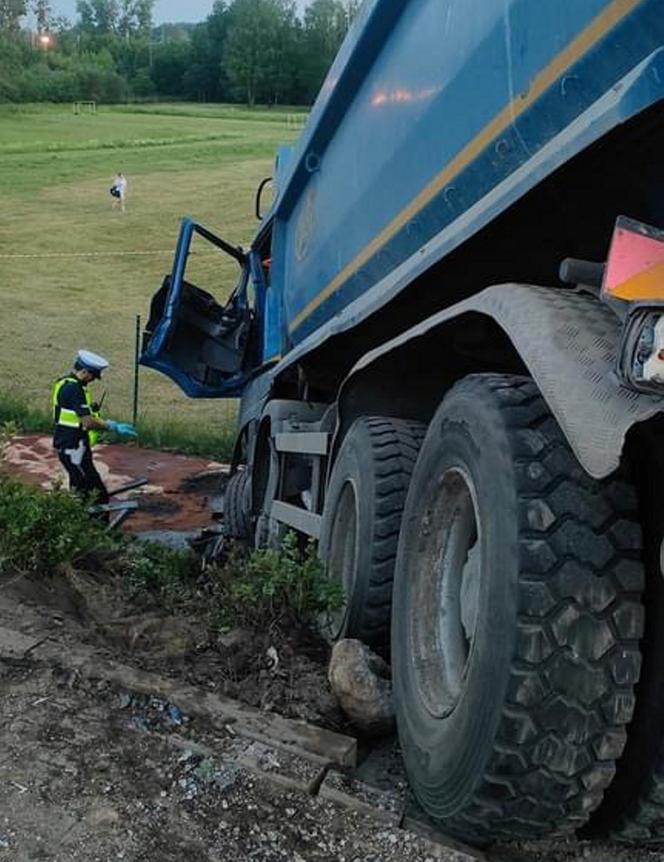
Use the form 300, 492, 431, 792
238, 740, 328, 794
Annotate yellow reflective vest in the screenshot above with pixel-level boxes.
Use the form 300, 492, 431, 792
51, 376, 101, 447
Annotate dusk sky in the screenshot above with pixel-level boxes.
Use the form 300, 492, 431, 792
49, 0, 308, 25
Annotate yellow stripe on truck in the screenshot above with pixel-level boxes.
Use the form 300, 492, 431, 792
289, 0, 645, 333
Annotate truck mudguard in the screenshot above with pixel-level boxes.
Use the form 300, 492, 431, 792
337, 284, 664, 479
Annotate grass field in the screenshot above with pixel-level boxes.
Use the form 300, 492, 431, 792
0, 103, 304, 458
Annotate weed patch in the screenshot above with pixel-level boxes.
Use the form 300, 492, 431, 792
222, 532, 342, 627
0, 468, 339, 635
123, 540, 202, 612
135, 413, 236, 461
124, 532, 342, 632
0, 391, 52, 434
0, 475, 119, 573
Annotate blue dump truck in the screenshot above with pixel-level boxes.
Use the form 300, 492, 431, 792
142, 0, 664, 845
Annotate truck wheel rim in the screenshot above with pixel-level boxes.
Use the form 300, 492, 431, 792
324, 480, 358, 639
411, 466, 481, 718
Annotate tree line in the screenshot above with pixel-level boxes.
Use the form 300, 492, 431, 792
0, 0, 359, 106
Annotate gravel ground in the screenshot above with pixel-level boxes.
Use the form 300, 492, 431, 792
0, 662, 470, 862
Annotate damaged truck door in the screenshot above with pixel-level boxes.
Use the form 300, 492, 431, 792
141, 219, 254, 398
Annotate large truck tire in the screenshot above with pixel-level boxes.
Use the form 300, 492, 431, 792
583, 440, 664, 842
320, 416, 425, 654
224, 469, 251, 540
392, 374, 644, 844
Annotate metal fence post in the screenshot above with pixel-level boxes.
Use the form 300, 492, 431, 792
133, 314, 141, 428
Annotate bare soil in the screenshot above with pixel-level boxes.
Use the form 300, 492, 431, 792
0, 561, 345, 732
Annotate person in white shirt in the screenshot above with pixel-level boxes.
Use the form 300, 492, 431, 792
110, 172, 127, 213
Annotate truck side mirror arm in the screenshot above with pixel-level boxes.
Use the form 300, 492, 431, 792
255, 177, 272, 221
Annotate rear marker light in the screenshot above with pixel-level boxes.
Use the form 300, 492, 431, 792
617, 307, 664, 393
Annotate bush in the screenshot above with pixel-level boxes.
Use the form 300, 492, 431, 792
130, 68, 156, 98
221, 532, 342, 627
0, 459, 340, 633
15, 67, 78, 103
122, 530, 342, 631
75, 65, 128, 102
4, 62, 129, 104
123, 540, 201, 610
0, 476, 118, 573
0, 71, 20, 102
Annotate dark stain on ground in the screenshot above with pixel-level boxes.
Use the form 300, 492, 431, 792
178, 471, 227, 495
136, 494, 182, 516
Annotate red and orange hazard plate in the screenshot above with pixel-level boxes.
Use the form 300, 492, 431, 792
603, 216, 664, 301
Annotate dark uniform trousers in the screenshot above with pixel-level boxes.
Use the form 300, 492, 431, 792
56, 440, 109, 505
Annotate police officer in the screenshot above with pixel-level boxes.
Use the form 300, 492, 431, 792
52, 350, 137, 505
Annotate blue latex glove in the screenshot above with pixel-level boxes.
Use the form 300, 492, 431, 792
106, 420, 138, 439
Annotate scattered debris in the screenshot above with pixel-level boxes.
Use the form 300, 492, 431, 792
238, 741, 328, 795
328, 639, 395, 736
319, 769, 405, 825
116, 691, 132, 709
1, 576, 658, 859
167, 703, 184, 726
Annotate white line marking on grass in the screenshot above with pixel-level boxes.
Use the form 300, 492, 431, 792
0, 250, 175, 259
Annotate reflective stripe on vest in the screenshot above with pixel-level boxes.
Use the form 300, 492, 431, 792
52, 376, 100, 445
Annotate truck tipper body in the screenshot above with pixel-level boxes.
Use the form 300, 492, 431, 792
142, 0, 664, 845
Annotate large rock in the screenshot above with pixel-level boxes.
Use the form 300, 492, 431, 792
328, 639, 394, 736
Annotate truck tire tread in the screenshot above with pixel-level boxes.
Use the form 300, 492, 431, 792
396, 375, 644, 843
583, 437, 664, 843
225, 469, 250, 540
322, 415, 426, 652
356, 417, 426, 646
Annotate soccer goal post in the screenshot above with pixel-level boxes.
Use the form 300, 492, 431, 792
73, 101, 97, 115
286, 113, 307, 130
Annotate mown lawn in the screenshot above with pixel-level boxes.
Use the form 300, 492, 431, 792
0, 103, 304, 458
